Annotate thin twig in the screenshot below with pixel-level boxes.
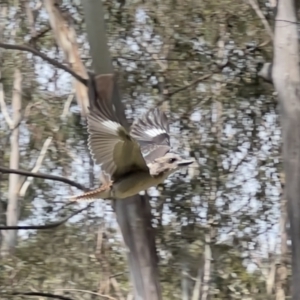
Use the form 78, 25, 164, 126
164, 74, 212, 100
0, 203, 92, 230
54, 289, 117, 300
6, 292, 74, 300
116, 55, 202, 62
28, 27, 51, 45
0, 42, 88, 85
0, 166, 87, 191
109, 272, 127, 278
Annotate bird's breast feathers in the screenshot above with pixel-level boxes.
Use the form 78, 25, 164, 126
112, 171, 166, 199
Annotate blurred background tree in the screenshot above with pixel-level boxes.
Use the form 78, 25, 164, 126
0, 0, 288, 299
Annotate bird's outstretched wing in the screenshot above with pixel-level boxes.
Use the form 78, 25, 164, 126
87, 74, 148, 180
130, 108, 171, 163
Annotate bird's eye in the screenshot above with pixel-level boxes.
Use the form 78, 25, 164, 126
169, 158, 177, 163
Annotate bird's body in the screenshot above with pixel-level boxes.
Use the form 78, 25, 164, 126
113, 171, 168, 198
76, 170, 169, 201
69, 74, 194, 201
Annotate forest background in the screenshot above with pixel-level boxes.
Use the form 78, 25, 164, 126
0, 0, 295, 299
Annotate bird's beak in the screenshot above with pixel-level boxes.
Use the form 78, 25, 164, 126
177, 158, 195, 167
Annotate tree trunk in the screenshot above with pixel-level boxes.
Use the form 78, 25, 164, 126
272, 0, 300, 298
1, 69, 22, 255
0, 1, 8, 251
43, 0, 89, 117
81, 1, 162, 298
276, 176, 288, 299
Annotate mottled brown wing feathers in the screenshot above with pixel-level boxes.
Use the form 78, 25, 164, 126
130, 108, 171, 163
87, 74, 148, 180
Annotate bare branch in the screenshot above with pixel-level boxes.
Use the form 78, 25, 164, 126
0, 42, 88, 86
109, 272, 127, 278
28, 27, 51, 45
0, 166, 88, 191
61, 93, 74, 119
116, 56, 202, 62
6, 292, 74, 300
248, 0, 274, 40
0, 204, 92, 230
18, 137, 53, 196
54, 289, 117, 300
44, 0, 89, 116
166, 74, 212, 98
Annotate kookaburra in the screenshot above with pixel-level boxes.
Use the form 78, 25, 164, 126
70, 74, 194, 201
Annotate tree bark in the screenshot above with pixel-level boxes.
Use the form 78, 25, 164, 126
272, 0, 300, 298
1, 69, 22, 255
81, 1, 162, 299
43, 0, 89, 117
0, 1, 8, 251
201, 232, 211, 300
275, 174, 288, 300
181, 260, 190, 300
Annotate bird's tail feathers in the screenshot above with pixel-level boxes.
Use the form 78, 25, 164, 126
67, 182, 112, 202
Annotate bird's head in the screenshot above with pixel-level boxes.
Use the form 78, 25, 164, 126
149, 153, 194, 176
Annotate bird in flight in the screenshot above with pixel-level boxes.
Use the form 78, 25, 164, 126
69, 76, 194, 201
